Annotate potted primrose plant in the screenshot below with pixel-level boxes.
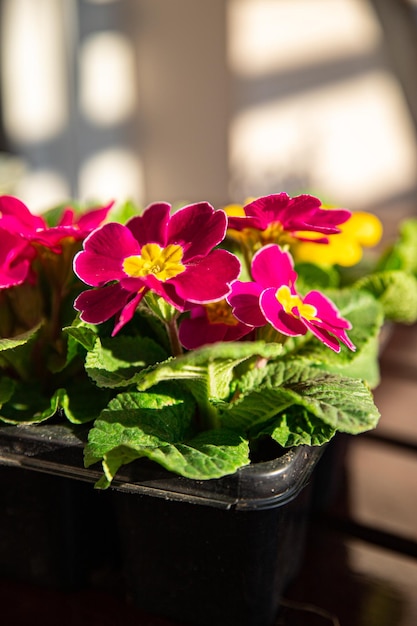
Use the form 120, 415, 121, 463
1, 192, 417, 626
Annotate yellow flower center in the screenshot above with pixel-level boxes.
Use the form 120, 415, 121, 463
276, 285, 318, 321
123, 243, 185, 281
205, 300, 239, 326
260, 222, 285, 244
228, 222, 295, 254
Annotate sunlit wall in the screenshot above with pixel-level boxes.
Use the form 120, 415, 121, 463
227, 0, 417, 211
1, 0, 417, 214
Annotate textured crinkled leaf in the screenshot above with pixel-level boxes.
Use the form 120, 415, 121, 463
220, 359, 379, 437
355, 270, 417, 324
378, 218, 417, 274
253, 405, 336, 447
64, 321, 98, 351
145, 429, 249, 479
295, 262, 340, 291
84, 385, 196, 467
94, 429, 249, 488
57, 380, 112, 424
0, 323, 41, 352
85, 335, 168, 387
287, 289, 383, 386
287, 373, 380, 433
84, 386, 248, 484
0, 384, 62, 424
0, 377, 110, 425
0, 376, 17, 408
130, 341, 283, 430
315, 333, 381, 388
135, 341, 283, 396
218, 385, 298, 430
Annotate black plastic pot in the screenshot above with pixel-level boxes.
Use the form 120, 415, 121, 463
0, 424, 120, 590
112, 447, 322, 626
0, 424, 323, 625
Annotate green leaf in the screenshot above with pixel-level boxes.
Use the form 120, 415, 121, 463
295, 262, 340, 291
219, 360, 380, 438
355, 270, 417, 324
135, 341, 282, 395
85, 385, 249, 488
289, 289, 384, 387
91, 432, 249, 488
95, 433, 249, 488
57, 379, 112, 424
0, 375, 110, 425
0, 376, 17, 407
133, 341, 283, 429
253, 405, 336, 447
144, 429, 249, 480
108, 199, 141, 224
378, 218, 417, 274
85, 385, 249, 486
287, 372, 380, 434
0, 384, 62, 424
84, 385, 196, 466
85, 335, 169, 388
64, 320, 98, 351
0, 323, 41, 352
218, 384, 298, 430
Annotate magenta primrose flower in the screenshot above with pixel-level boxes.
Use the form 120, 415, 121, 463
0, 194, 113, 291
178, 300, 253, 350
0, 195, 113, 252
227, 193, 351, 244
227, 244, 355, 353
73, 202, 241, 335
0, 228, 36, 288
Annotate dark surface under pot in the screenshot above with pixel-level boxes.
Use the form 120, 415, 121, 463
0, 423, 324, 626
0, 466, 120, 590
113, 477, 314, 626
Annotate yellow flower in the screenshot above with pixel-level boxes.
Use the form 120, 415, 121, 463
293, 211, 383, 267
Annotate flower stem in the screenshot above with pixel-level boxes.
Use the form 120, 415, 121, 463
166, 318, 183, 357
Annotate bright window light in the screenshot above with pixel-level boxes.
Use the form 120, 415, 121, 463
1, 0, 68, 143
79, 31, 137, 127
228, 0, 382, 76
229, 71, 417, 207
16, 170, 70, 213
79, 148, 144, 204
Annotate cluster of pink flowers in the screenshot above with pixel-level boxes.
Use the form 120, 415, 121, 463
0, 195, 112, 290
0, 195, 112, 337
0, 192, 356, 354
71, 193, 355, 354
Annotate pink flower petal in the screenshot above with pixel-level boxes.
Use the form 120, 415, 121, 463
127, 202, 171, 247
74, 223, 140, 286
167, 202, 227, 261
172, 249, 240, 303
0, 228, 35, 288
57, 208, 76, 227
303, 291, 352, 330
75, 201, 114, 232
244, 193, 293, 229
251, 244, 297, 290
179, 307, 252, 350
112, 291, 145, 336
74, 283, 134, 324
299, 292, 356, 351
0, 195, 45, 234
227, 280, 265, 327
227, 193, 351, 238
303, 321, 342, 353
260, 288, 307, 337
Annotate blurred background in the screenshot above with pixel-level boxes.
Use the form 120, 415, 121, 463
1, 3, 417, 625
1, 0, 417, 218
